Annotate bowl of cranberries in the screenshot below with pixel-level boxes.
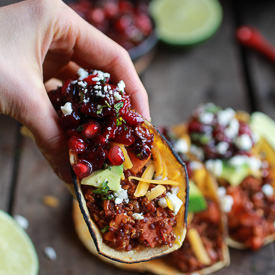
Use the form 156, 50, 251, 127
67, 0, 157, 63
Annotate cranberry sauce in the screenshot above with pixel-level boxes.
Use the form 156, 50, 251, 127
49, 68, 153, 179
70, 0, 153, 50
187, 103, 256, 161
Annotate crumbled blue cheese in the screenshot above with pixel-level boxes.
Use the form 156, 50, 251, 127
60, 102, 73, 116
78, 81, 87, 88
117, 80, 125, 93
205, 159, 223, 177
225, 119, 239, 139
158, 197, 168, 208
44, 246, 57, 260
114, 91, 122, 101
114, 188, 129, 205
235, 134, 253, 151
166, 187, 182, 215
189, 161, 203, 171
247, 157, 261, 170
132, 213, 144, 220
14, 215, 29, 230
216, 142, 229, 154
229, 155, 247, 167
217, 186, 226, 198
174, 138, 188, 154
217, 108, 235, 126
77, 68, 88, 80
190, 145, 204, 160
199, 112, 214, 124
262, 184, 273, 197
221, 195, 234, 213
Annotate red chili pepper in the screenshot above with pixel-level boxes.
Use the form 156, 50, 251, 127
236, 26, 275, 63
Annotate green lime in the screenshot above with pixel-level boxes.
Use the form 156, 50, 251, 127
250, 112, 275, 149
150, 0, 223, 46
0, 210, 39, 275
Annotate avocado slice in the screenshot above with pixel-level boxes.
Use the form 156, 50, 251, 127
189, 180, 207, 213
81, 165, 123, 192
220, 162, 260, 186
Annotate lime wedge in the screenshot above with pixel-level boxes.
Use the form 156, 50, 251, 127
250, 112, 275, 149
150, 0, 222, 46
0, 210, 39, 275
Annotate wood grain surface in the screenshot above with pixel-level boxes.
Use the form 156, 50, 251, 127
0, 0, 274, 274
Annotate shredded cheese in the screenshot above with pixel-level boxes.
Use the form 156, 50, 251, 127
146, 185, 166, 201
188, 228, 211, 265
152, 146, 163, 177
118, 144, 133, 169
129, 176, 179, 186
134, 162, 154, 197
166, 197, 174, 211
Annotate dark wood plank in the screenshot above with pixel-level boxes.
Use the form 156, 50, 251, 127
236, 0, 275, 118
0, 116, 18, 211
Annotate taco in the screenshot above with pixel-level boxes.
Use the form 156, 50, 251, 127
185, 103, 275, 250
73, 149, 229, 274
49, 68, 188, 263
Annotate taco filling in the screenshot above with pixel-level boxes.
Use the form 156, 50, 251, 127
186, 103, 275, 250
160, 129, 225, 272
49, 69, 187, 252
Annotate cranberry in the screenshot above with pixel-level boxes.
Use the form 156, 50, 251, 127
61, 80, 71, 96
104, 2, 119, 18
48, 88, 63, 109
73, 159, 93, 179
239, 121, 252, 136
122, 110, 144, 126
88, 8, 105, 25
135, 13, 152, 35
213, 125, 230, 143
115, 15, 132, 33
82, 121, 100, 139
108, 145, 125, 166
188, 120, 204, 133
86, 146, 107, 170
60, 112, 81, 129
80, 103, 98, 117
68, 136, 86, 153
118, 1, 133, 13
113, 126, 135, 146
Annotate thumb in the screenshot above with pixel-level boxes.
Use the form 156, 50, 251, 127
19, 84, 71, 184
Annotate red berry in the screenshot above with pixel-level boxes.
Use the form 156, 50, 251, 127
118, 1, 133, 13
123, 110, 144, 126
73, 160, 92, 179
115, 15, 132, 33
108, 145, 125, 166
83, 121, 100, 139
113, 126, 135, 146
188, 120, 204, 133
238, 121, 252, 136
68, 136, 86, 153
88, 8, 105, 25
135, 13, 152, 35
104, 2, 119, 18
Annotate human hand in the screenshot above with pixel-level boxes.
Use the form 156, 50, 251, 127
0, 0, 150, 183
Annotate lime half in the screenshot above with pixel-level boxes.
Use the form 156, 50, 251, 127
150, 0, 223, 46
0, 210, 39, 275
250, 112, 275, 149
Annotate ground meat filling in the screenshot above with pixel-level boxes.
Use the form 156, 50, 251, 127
165, 200, 223, 273
226, 171, 275, 250
83, 175, 176, 251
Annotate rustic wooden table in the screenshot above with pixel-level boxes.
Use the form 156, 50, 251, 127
1, 0, 274, 274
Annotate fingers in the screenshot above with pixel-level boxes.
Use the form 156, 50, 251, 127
17, 83, 72, 184
62, 7, 151, 120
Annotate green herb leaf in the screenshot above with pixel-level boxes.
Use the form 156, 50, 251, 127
105, 101, 111, 108
92, 180, 113, 200
101, 225, 109, 233
97, 105, 105, 115
114, 102, 124, 114
116, 117, 126, 126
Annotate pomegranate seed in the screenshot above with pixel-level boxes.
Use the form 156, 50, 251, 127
113, 126, 135, 146
68, 136, 86, 153
108, 145, 125, 166
118, 1, 133, 13
82, 121, 100, 139
135, 13, 152, 35
73, 160, 92, 179
115, 15, 132, 33
104, 2, 119, 18
61, 112, 81, 129
88, 8, 105, 25
188, 120, 204, 133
